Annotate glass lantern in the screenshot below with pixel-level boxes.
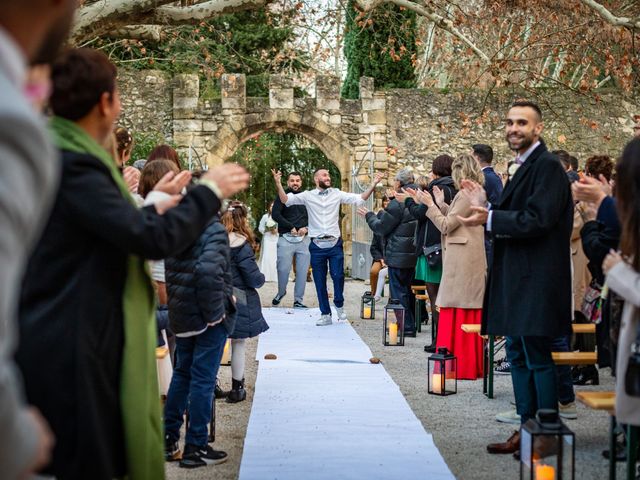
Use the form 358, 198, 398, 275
221, 339, 231, 366
383, 299, 405, 346
427, 347, 457, 396
520, 409, 574, 480
361, 291, 375, 319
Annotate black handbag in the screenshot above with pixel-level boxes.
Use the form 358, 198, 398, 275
625, 316, 640, 397
422, 220, 442, 268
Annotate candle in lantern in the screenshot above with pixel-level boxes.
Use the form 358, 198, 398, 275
535, 464, 555, 480
389, 322, 398, 344
432, 374, 442, 394
221, 339, 231, 365
363, 306, 372, 319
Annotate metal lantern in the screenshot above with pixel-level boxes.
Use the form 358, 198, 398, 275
427, 347, 457, 396
383, 299, 405, 346
520, 410, 575, 480
361, 291, 375, 319
221, 339, 231, 366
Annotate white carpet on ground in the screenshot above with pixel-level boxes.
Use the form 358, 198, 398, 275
239, 308, 455, 480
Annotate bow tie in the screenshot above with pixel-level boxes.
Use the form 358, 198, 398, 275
318, 189, 329, 196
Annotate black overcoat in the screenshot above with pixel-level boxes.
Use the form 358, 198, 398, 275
482, 143, 573, 337
15, 151, 221, 480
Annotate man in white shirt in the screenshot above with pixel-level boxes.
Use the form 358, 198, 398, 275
273, 168, 384, 325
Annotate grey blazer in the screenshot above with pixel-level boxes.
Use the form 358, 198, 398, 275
0, 37, 59, 478
608, 261, 640, 426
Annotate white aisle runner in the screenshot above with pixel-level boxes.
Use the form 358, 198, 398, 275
239, 308, 455, 480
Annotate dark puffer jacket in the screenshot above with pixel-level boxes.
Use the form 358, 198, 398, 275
369, 210, 385, 261
228, 233, 269, 339
365, 188, 418, 269
165, 216, 236, 335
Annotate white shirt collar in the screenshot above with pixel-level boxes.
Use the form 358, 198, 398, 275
517, 140, 541, 164
0, 26, 27, 88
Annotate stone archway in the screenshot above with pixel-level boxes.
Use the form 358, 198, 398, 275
206, 114, 351, 187
170, 73, 389, 273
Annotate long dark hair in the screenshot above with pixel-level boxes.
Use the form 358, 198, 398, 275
616, 138, 640, 271
221, 201, 258, 252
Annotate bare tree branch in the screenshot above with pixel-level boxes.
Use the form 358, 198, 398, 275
354, 0, 491, 63
579, 0, 640, 29
72, 0, 273, 44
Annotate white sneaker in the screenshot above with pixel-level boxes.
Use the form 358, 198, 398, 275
316, 314, 332, 326
559, 401, 577, 420
335, 307, 347, 321
495, 409, 521, 424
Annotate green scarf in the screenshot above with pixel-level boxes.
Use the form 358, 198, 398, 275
50, 117, 164, 480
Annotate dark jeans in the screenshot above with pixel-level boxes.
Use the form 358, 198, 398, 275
550, 335, 575, 404
388, 266, 416, 333
506, 336, 558, 423
164, 324, 227, 447
309, 238, 344, 315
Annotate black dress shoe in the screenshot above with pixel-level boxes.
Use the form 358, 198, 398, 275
573, 365, 599, 385
405, 330, 416, 338
424, 343, 436, 353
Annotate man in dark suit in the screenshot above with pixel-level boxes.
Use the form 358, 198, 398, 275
460, 101, 573, 455
473, 143, 503, 205
472, 143, 503, 264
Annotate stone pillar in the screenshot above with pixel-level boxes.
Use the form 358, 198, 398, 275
221, 74, 246, 112
173, 73, 199, 119
316, 75, 341, 111
269, 75, 294, 109
172, 74, 200, 151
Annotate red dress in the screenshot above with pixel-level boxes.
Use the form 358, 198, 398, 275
436, 307, 484, 380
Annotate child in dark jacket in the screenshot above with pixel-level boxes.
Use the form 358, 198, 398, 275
163, 213, 236, 469
221, 201, 268, 403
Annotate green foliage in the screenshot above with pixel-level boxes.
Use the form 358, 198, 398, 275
99, 9, 309, 96
228, 133, 341, 229
342, 0, 418, 99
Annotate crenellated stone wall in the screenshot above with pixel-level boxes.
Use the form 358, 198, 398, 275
117, 70, 639, 273
118, 70, 639, 181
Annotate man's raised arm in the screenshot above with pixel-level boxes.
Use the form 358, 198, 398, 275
272, 169, 289, 204
360, 171, 385, 201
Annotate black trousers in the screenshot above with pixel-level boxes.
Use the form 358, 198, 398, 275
506, 336, 558, 423
388, 266, 416, 333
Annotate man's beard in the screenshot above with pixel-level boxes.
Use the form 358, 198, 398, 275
506, 133, 534, 152
289, 184, 301, 192
318, 180, 331, 189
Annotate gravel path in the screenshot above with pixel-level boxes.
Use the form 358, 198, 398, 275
167, 278, 623, 479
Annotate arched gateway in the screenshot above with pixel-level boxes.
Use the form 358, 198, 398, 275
171, 73, 390, 278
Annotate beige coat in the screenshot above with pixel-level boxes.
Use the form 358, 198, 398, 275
607, 261, 640, 426
571, 209, 591, 313
426, 192, 487, 309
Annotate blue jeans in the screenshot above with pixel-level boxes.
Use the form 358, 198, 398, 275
164, 324, 227, 447
309, 238, 344, 315
550, 335, 575, 404
506, 336, 558, 423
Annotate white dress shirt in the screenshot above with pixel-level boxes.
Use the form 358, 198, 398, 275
285, 188, 365, 238
487, 140, 540, 231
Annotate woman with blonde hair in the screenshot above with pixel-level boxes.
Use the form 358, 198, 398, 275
412, 154, 486, 379
221, 202, 268, 402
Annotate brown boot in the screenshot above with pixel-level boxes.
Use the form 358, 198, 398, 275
487, 430, 520, 454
